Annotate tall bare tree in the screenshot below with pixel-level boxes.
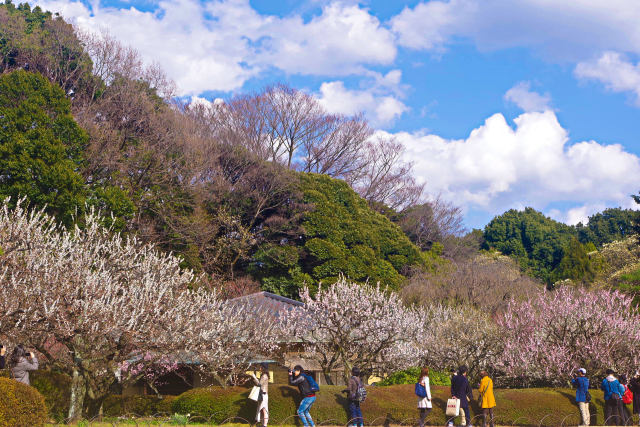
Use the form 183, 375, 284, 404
345, 135, 424, 211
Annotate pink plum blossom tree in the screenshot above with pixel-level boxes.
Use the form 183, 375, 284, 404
495, 286, 640, 386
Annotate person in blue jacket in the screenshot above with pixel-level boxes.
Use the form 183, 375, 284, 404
601, 369, 625, 426
451, 365, 474, 427
571, 368, 590, 426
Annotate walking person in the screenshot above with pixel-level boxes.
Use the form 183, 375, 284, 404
251, 363, 270, 427
478, 370, 495, 427
451, 366, 474, 427
601, 369, 625, 426
415, 367, 432, 427
10, 345, 38, 385
628, 372, 640, 426
571, 368, 590, 426
289, 365, 318, 427
345, 366, 365, 427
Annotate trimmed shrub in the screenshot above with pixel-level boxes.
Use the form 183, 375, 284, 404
30, 370, 72, 422
0, 377, 48, 427
102, 394, 179, 417
171, 387, 249, 423
377, 368, 451, 386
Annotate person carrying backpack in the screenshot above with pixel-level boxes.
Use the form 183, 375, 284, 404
620, 374, 633, 425
415, 367, 432, 427
601, 369, 625, 426
289, 365, 319, 427
344, 366, 365, 427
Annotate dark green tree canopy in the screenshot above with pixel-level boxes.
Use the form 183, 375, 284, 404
249, 173, 429, 298
483, 207, 576, 282
0, 70, 87, 225
575, 208, 636, 247
0, 1, 96, 98
553, 237, 595, 283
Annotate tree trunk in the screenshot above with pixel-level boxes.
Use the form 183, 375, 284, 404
342, 360, 353, 386
322, 367, 334, 386
68, 367, 87, 422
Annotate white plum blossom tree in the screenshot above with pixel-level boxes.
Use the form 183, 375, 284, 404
0, 199, 281, 420
291, 278, 419, 384
417, 304, 501, 378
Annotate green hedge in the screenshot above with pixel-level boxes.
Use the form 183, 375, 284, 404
378, 368, 451, 386
30, 370, 71, 422
168, 384, 630, 426
0, 377, 48, 427
102, 394, 177, 417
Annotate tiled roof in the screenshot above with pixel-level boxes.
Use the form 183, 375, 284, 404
229, 291, 304, 321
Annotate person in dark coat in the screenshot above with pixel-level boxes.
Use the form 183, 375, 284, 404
288, 365, 316, 427
451, 365, 474, 427
628, 372, 640, 423
343, 366, 364, 427
0, 345, 5, 369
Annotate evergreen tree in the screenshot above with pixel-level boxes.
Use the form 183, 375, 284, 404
553, 237, 595, 283
0, 70, 87, 225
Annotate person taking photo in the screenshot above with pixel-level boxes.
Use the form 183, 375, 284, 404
571, 368, 590, 426
288, 365, 318, 427
10, 344, 38, 385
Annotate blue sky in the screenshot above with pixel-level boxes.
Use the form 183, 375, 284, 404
34, 0, 640, 229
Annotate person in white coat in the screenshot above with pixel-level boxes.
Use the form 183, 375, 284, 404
417, 367, 432, 427
251, 363, 270, 427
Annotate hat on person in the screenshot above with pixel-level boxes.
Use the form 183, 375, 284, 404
577, 368, 586, 374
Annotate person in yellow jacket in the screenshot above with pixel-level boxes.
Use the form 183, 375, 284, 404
478, 370, 496, 427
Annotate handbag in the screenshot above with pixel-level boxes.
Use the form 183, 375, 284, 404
445, 398, 460, 417
585, 390, 592, 403
248, 386, 261, 401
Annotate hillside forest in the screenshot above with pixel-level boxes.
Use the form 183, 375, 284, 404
1, 1, 640, 307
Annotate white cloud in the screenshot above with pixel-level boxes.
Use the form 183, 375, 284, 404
548, 203, 607, 225
391, 0, 473, 51
317, 78, 409, 127
189, 95, 224, 110
34, 0, 396, 95
383, 110, 640, 218
255, 3, 396, 76
390, 0, 640, 60
575, 52, 640, 104
504, 81, 552, 112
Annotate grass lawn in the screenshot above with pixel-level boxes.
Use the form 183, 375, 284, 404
50, 385, 640, 426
